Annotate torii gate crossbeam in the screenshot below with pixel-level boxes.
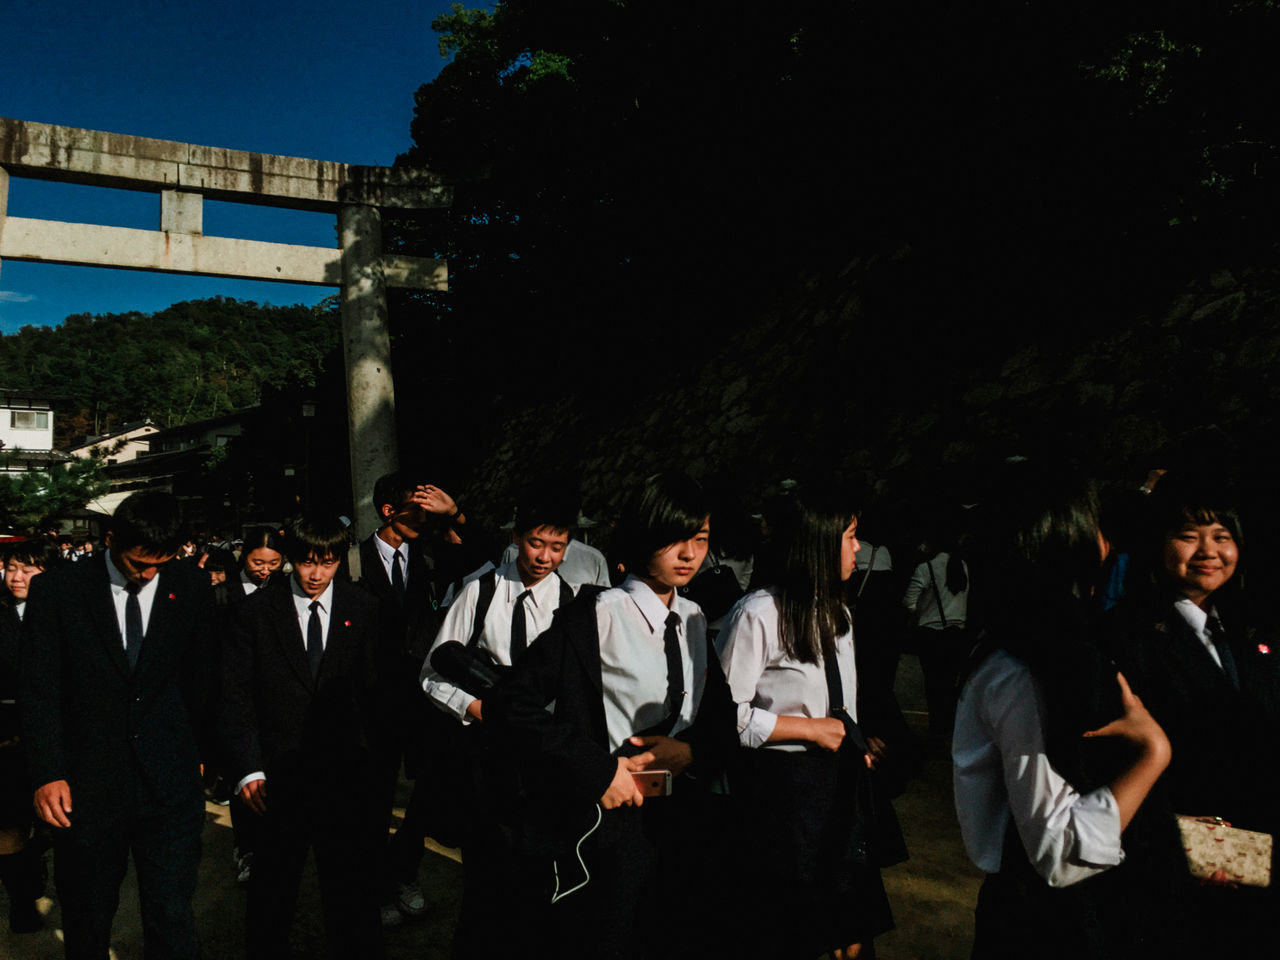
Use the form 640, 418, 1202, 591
0, 116, 452, 533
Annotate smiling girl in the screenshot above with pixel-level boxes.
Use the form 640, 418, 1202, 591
1110, 474, 1280, 955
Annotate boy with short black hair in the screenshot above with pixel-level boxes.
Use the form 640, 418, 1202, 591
221, 514, 385, 959
418, 494, 579, 956
421, 495, 579, 720
22, 491, 212, 959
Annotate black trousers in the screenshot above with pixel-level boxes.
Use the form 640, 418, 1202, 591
54, 782, 203, 960
246, 781, 385, 960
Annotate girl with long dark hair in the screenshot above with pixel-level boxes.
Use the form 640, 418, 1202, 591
953, 467, 1171, 959
717, 488, 896, 959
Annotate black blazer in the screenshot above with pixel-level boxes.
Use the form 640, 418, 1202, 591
0, 604, 22, 742
356, 535, 441, 663
485, 590, 739, 813
1109, 599, 1280, 832
19, 556, 213, 819
220, 578, 382, 794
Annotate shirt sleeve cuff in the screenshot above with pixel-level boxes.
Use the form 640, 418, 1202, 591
739, 707, 778, 748
236, 772, 265, 795
1070, 787, 1125, 867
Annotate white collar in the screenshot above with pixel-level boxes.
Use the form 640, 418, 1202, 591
1173, 596, 1215, 637
620, 575, 678, 634
373, 531, 405, 565
290, 575, 334, 612
498, 560, 559, 605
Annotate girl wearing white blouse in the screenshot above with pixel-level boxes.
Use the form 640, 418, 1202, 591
717, 490, 896, 960
952, 469, 1171, 959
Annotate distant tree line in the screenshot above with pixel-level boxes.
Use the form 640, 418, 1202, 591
0, 296, 341, 445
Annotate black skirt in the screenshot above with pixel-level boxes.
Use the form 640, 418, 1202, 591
729, 748, 894, 958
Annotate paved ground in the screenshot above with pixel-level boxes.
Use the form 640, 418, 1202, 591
0, 657, 983, 959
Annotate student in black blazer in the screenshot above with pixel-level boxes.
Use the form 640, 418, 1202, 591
1108, 476, 1280, 953
209, 528, 285, 883
0, 539, 59, 934
486, 473, 739, 959
221, 515, 385, 959
358, 472, 497, 922
20, 492, 213, 960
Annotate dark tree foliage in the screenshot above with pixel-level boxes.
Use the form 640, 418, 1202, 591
386, 0, 1280, 478
0, 296, 341, 443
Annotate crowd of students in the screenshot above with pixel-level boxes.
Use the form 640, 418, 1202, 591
0, 460, 1276, 959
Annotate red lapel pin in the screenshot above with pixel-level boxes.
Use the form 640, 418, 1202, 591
168, 593, 176, 600
1258, 643, 1271, 655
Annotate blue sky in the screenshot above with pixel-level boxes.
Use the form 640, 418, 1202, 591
0, 0, 462, 333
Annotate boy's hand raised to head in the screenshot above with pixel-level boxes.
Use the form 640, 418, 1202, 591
412, 485, 460, 519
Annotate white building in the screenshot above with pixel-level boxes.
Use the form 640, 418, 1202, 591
0, 387, 58, 471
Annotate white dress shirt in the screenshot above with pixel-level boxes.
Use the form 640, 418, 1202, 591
953, 649, 1124, 887
105, 549, 160, 646
421, 561, 572, 723
716, 588, 858, 751
1172, 597, 1225, 671
595, 576, 706, 754
290, 578, 334, 650
13, 601, 25, 622
239, 569, 260, 595
372, 532, 410, 588
499, 538, 611, 588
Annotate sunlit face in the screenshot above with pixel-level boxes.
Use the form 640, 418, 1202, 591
514, 525, 570, 587
293, 553, 341, 598
107, 538, 177, 585
839, 517, 861, 582
644, 517, 711, 591
4, 559, 45, 601
1163, 521, 1239, 608
243, 547, 283, 585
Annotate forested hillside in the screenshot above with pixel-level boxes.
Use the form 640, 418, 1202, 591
0, 296, 341, 445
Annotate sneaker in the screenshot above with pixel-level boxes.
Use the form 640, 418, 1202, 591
379, 901, 404, 928
236, 852, 253, 885
395, 880, 426, 918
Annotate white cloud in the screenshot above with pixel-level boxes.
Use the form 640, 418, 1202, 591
0, 291, 36, 303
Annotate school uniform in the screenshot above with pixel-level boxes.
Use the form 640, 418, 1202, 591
1109, 595, 1280, 955
420, 560, 575, 720
418, 561, 575, 955
221, 576, 385, 959
717, 588, 894, 958
0, 601, 27, 827
20, 554, 213, 959
485, 576, 738, 959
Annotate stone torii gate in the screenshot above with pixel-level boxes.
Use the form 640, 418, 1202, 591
0, 116, 450, 533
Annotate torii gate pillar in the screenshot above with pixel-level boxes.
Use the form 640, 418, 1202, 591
0, 117, 450, 534
338, 202, 397, 526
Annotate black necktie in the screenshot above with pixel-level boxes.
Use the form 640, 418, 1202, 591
658, 611, 685, 734
1207, 617, 1240, 689
306, 600, 324, 679
510, 589, 532, 662
124, 581, 143, 671
823, 641, 868, 754
391, 549, 405, 600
